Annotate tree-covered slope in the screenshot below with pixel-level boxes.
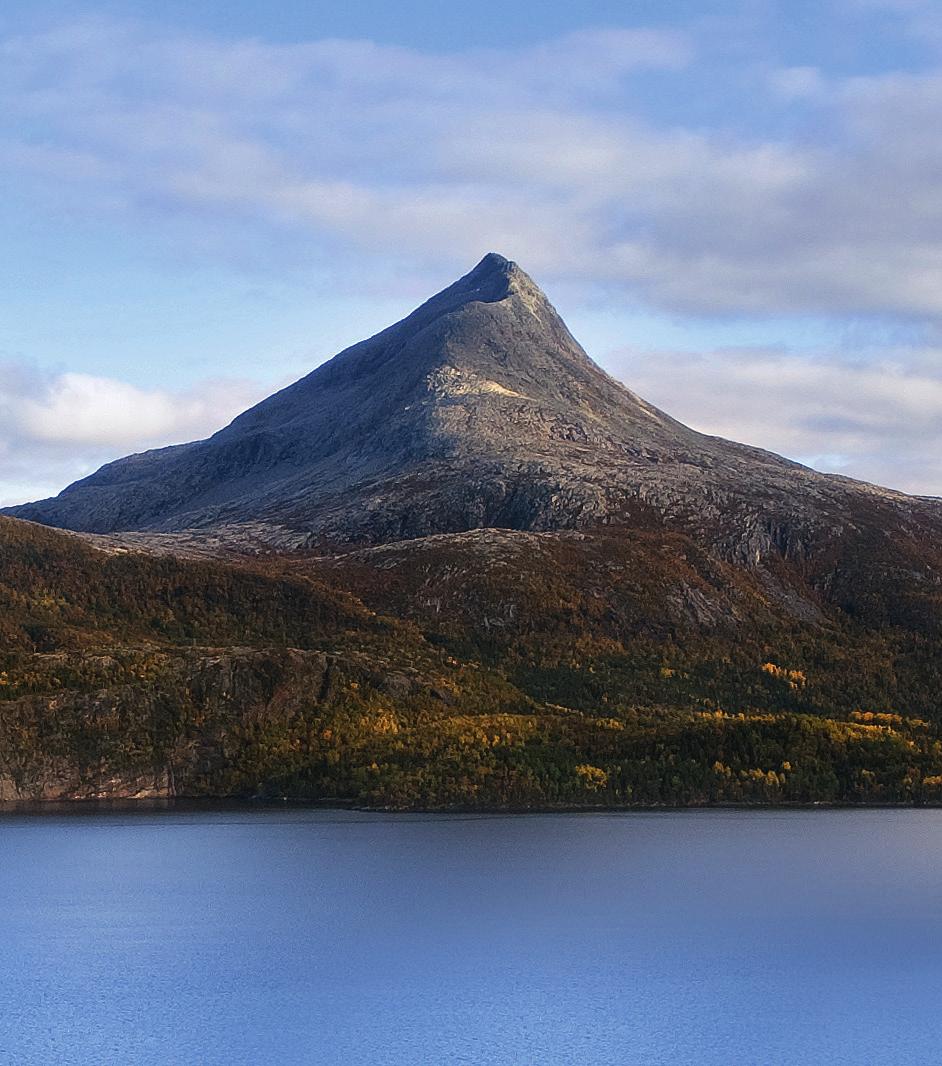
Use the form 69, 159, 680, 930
4, 515, 942, 807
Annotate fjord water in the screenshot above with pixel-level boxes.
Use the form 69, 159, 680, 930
1, 810, 940, 1065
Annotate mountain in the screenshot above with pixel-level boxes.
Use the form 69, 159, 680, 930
5, 255, 942, 807
7, 253, 938, 566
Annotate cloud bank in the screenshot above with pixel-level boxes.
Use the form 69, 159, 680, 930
608, 344, 942, 497
1, 16, 942, 317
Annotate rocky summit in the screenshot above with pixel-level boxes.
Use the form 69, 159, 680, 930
7, 253, 939, 563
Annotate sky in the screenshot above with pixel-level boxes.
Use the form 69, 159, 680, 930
2, 0, 942, 504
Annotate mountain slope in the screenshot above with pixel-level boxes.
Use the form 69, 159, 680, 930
4, 513, 942, 806
7, 253, 937, 560
0, 515, 537, 801
5, 255, 942, 807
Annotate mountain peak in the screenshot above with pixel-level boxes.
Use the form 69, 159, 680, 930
423, 251, 546, 316
470, 250, 514, 275
463, 250, 534, 290
3, 253, 919, 551
464, 251, 518, 284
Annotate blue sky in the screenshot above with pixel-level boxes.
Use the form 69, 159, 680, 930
2, 0, 942, 503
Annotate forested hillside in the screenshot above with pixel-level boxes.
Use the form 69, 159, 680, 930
4, 516, 942, 807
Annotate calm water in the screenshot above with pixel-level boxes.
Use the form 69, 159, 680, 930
1, 808, 941, 1065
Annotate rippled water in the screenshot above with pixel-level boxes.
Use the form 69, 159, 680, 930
1, 807, 941, 1064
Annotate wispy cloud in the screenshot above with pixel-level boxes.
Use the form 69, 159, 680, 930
605, 344, 942, 496
2, 16, 942, 318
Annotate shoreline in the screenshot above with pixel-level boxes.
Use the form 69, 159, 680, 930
2, 797, 942, 817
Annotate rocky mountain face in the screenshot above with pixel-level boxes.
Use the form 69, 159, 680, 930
7, 253, 938, 566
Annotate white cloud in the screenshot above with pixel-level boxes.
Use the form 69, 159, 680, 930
0, 364, 268, 505
1, 17, 942, 318
16, 372, 256, 446
603, 345, 942, 497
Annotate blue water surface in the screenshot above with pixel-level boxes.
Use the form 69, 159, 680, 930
1, 807, 940, 1065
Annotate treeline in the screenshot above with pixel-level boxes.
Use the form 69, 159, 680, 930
0, 516, 374, 652
219, 700, 942, 809
4, 641, 942, 808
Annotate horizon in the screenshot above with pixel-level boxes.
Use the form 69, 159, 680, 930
3, 0, 942, 503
